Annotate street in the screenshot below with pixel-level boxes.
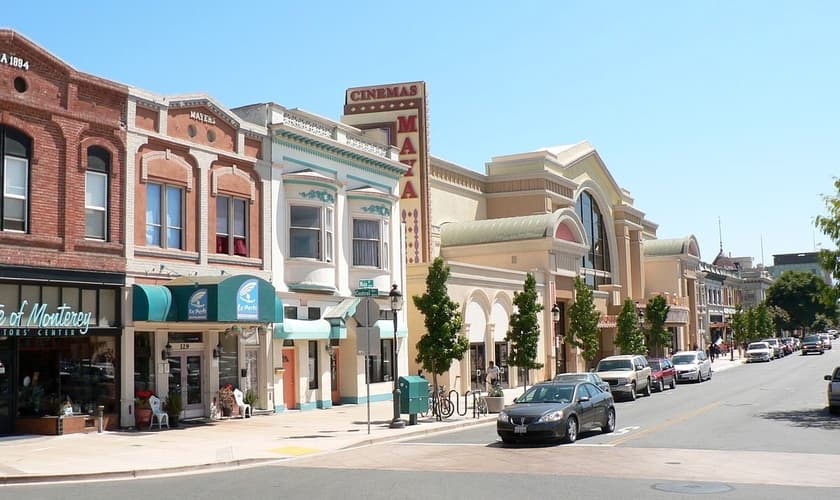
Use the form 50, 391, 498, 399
4, 348, 839, 500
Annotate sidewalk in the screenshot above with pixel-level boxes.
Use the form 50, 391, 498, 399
0, 397, 499, 484
709, 348, 746, 373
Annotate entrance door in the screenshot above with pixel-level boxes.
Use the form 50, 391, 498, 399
168, 352, 204, 419
282, 348, 296, 410
329, 348, 340, 405
0, 351, 12, 435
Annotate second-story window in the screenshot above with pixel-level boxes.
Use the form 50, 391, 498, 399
85, 146, 110, 240
352, 218, 389, 269
146, 183, 183, 249
216, 195, 247, 256
1, 126, 30, 232
290, 205, 333, 262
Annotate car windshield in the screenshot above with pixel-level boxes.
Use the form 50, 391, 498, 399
803, 335, 820, 342
597, 360, 633, 371
648, 360, 663, 370
747, 343, 767, 350
672, 354, 697, 364
554, 374, 587, 382
517, 384, 574, 404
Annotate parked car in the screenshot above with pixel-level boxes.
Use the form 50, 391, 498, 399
646, 357, 676, 392
672, 350, 713, 382
594, 355, 652, 401
745, 341, 772, 363
801, 334, 825, 355
820, 333, 833, 350
824, 367, 840, 414
761, 338, 784, 358
497, 381, 615, 444
553, 372, 611, 393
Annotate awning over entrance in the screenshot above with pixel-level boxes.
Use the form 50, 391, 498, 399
132, 275, 282, 323
375, 319, 408, 339
273, 318, 334, 339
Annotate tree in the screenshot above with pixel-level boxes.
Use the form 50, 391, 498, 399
767, 305, 790, 335
645, 295, 671, 356
615, 298, 646, 355
815, 177, 840, 283
766, 270, 831, 332
566, 277, 601, 364
754, 302, 774, 339
413, 257, 469, 400
731, 305, 750, 352
506, 273, 544, 389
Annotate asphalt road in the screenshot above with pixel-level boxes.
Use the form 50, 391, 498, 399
4, 348, 839, 499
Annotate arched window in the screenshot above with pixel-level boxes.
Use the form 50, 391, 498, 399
1, 127, 31, 232
86, 146, 110, 240
575, 191, 611, 288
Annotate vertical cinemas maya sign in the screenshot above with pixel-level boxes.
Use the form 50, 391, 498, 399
344, 82, 430, 264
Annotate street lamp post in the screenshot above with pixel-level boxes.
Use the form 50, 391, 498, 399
551, 303, 563, 376
389, 284, 406, 429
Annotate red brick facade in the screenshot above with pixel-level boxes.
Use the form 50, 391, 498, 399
0, 30, 127, 273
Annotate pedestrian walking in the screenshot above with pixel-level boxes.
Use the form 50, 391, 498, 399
485, 360, 501, 391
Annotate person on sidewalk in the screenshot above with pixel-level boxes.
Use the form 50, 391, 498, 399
485, 361, 501, 391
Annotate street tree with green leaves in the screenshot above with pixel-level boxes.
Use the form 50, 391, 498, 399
754, 302, 774, 339
731, 305, 750, 352
506, 273, 544, 389
815, 176, 840, 284
615, 298, 646, 355
645, 295, 671, 357
413, 257, 469, 396
766, 270, 832, 332
567, 277, 601, 365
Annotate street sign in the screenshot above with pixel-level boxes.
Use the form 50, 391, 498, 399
356, 326, 381, 357
358, 279, 375, 288
354, 288, 379, 297
353, 297, 380, 327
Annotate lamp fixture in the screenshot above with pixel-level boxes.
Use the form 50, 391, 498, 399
389, 284, 403, 312
551, 303, 561, 323
161, 342, 172, 361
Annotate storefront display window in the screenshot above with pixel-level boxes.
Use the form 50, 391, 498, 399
218, 332, 238, 389
18, 336, 118, 416
134, 332, 154, 394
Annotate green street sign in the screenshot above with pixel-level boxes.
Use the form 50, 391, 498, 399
358, 279, 375, 288
354, 288, 379, 297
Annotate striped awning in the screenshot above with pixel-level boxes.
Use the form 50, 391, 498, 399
598, 315, 617, 328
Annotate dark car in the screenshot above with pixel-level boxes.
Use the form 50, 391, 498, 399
801, 334, 825, 355
647, 357, 677, 392
497, 381, 615, 444
552, 372, 611, 393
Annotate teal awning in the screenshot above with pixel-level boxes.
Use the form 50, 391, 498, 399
273, 318, 333, 340
375, 319, 408, 339
323, 298, 360, 320
132, 285, 173, 321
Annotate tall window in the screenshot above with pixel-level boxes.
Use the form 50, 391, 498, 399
353, 219, 381, 267
216, 195, 248, 256
308, 340, 319, 389
1, 127, 30, 232
85, 146, 109, 240
146, 183, 183, 249
367, 339, 394, 383
575, 191, 611, 288
290, 205, 333, 261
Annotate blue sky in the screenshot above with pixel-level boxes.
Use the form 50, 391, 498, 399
6, 1, 838, 265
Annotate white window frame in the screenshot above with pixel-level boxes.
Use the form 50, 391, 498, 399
216, 195, 248, 256
85, 170, 108, 240
289, 204, 333, 262
352, 217, 390, 270
3, 156, 28, 233
146, 182, 184, 249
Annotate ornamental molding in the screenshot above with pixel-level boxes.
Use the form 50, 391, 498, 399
361, 204, 390, 217
211, 164, 256, 203
299, 189, 335, 204
140, 149, 194, 191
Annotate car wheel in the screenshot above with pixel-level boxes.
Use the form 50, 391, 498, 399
602, 408, 616, 434
670, 377, 677, 390
643, 378, 652, 397
564, 416, 578, 443
628, 383, 637, 401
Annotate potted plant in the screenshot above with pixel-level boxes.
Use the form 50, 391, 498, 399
484, 384, 506, 413
218, 384, 235, 417
165, 390, 184, 427
134, 389, 154, 428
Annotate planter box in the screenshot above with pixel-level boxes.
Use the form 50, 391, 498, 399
484, 396, 506, 413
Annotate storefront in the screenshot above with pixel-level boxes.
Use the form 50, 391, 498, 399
130, 274, 280, 425
0, 267, 123, 435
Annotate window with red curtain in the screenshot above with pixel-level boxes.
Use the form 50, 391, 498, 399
216, 195, 248, 256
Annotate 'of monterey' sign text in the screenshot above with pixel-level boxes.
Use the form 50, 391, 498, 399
0, 300, 93, 335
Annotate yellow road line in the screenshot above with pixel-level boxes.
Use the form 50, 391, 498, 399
608, 401, 722, 446
270, 446, 322, 456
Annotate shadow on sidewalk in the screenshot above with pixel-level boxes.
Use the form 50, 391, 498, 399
757, 408, 840, 430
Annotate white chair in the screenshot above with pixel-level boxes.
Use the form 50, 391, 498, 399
149, 395, 169, 430
233, 389, 252, 419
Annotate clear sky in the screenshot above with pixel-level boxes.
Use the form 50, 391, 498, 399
5, 1, 838, 265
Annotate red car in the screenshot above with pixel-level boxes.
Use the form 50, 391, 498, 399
646, 357, 677, 392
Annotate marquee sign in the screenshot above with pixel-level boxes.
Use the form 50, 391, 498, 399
0, 300, 93, 336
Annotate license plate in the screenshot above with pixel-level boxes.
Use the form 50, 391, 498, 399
514, 425, 527, 434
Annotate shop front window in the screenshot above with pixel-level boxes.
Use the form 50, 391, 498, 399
218, 332, 239, 390
19, 336, 118, 417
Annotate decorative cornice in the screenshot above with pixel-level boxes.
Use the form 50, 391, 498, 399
361, 205, 391, 217
298, 189, 335, 204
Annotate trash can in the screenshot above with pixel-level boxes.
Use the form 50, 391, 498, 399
398, 375, 429, 424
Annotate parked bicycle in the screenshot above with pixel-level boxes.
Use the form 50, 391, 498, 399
420, 384, 454, 420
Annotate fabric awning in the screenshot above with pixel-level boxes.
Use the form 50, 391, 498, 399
132, 284, 173, 321
273, 318, 333, 340
375, 319, 408, 339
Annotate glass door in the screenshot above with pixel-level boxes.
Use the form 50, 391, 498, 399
0, 350, 12, 435
168, 353, 203, 419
